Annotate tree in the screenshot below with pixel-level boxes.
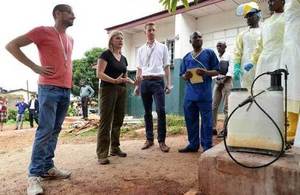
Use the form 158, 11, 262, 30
160, 0, 266, 13
159, 0, 200, 13
72, 47, 106, 97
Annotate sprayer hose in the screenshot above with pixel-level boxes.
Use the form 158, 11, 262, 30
223, 72, 285, 169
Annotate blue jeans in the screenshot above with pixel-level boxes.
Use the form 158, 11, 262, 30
16, 113, 25, 129
141, 79, 166, 143
29, 85, 70, 176
183, 99, 213, 151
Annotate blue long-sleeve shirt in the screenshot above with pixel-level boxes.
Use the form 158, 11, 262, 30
16, 102, 28, 114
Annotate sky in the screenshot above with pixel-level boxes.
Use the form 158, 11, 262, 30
0, 0, 164, 92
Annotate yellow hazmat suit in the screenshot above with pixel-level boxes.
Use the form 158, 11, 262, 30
280, 0, 300, 142
233, 28, 261, 89
233, 2, 261, 89
251, 13, 285, 91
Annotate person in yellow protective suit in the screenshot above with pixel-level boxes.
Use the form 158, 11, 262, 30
280, 0, 300, 142
250, 0, 285, 91
233, 2, 261, 89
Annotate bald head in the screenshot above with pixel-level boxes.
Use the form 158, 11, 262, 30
217, 41, 226, 46
190, 31, 202, 42
189, 31, 203, 50
216, 41, 227, 56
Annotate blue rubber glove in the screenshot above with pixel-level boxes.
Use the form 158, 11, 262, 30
233, 63, 241, 80
244, 63, 254, 72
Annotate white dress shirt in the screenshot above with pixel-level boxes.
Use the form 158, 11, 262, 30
29, 98, 36, 109
137, 40, 169, 76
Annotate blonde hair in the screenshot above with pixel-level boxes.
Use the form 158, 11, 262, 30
108, 30, 123, 53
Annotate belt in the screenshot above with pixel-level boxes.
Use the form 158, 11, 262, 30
142, 76, 163, 80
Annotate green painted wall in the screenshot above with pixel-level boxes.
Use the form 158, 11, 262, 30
126, 58, 185, 117
125, 58, 241, 117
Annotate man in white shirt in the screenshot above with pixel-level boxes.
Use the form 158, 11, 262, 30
212, 42, 233, 138
80, 80, 95, 120
136, 22, 172, 152
28, 94, 39, 128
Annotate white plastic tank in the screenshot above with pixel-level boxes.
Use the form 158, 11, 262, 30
227, 88, 284, 153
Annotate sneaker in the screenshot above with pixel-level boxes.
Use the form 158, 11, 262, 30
27, 176, 43, 195
42, 167, 71, 180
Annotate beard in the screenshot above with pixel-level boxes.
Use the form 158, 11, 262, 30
64, 20, 74, 27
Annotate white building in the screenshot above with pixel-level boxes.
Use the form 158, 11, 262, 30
105, 0, 270, 70
104, 0, 270, 116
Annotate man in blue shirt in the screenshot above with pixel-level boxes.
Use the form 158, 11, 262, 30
15, 98, 28, 130
179, 31, 219, 152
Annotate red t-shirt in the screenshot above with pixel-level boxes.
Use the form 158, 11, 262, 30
26, 26, 74, 88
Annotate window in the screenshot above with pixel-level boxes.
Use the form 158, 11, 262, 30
166, 39, 175, 68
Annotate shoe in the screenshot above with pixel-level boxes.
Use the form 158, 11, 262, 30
141, 140, 154, 150
111, 149, 127, 157
42, 167, 71, 180
178, 147, 198, 153
213, 129, 218, 135
98, 158, 110, 165
27, 176, 43, 195
159, 142, 170, 153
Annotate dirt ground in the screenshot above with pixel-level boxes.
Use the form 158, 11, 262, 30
0, 117, 223, 195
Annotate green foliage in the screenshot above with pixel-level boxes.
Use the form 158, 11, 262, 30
67, 106, 76, 117
159, 0, 204, 13
7, 109, 17, 120
24, 110, 29, 121
6, 119, 16, 125
168, 126, 185, 135
7, 109, 29, 121
120, 127, 131, 135
166, 114, 185, 135
78, 128, 97, 137
159, 0, 189, 12
166, 114, 185, 127
72, 47, 106, 97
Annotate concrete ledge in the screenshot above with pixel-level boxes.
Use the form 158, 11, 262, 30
198, 143, 300, 195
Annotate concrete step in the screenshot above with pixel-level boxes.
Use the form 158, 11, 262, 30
198, 143, 300, 195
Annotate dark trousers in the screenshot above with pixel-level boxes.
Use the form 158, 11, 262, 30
81, 96, 89, 118
141, 79, 166, 143
29, 109, 39, 127
97, 85, 127, 159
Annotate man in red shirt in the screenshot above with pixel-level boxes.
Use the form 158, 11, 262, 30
6, 4, 75, 195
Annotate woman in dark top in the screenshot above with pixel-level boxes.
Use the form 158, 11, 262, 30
96, 30, 134, 165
